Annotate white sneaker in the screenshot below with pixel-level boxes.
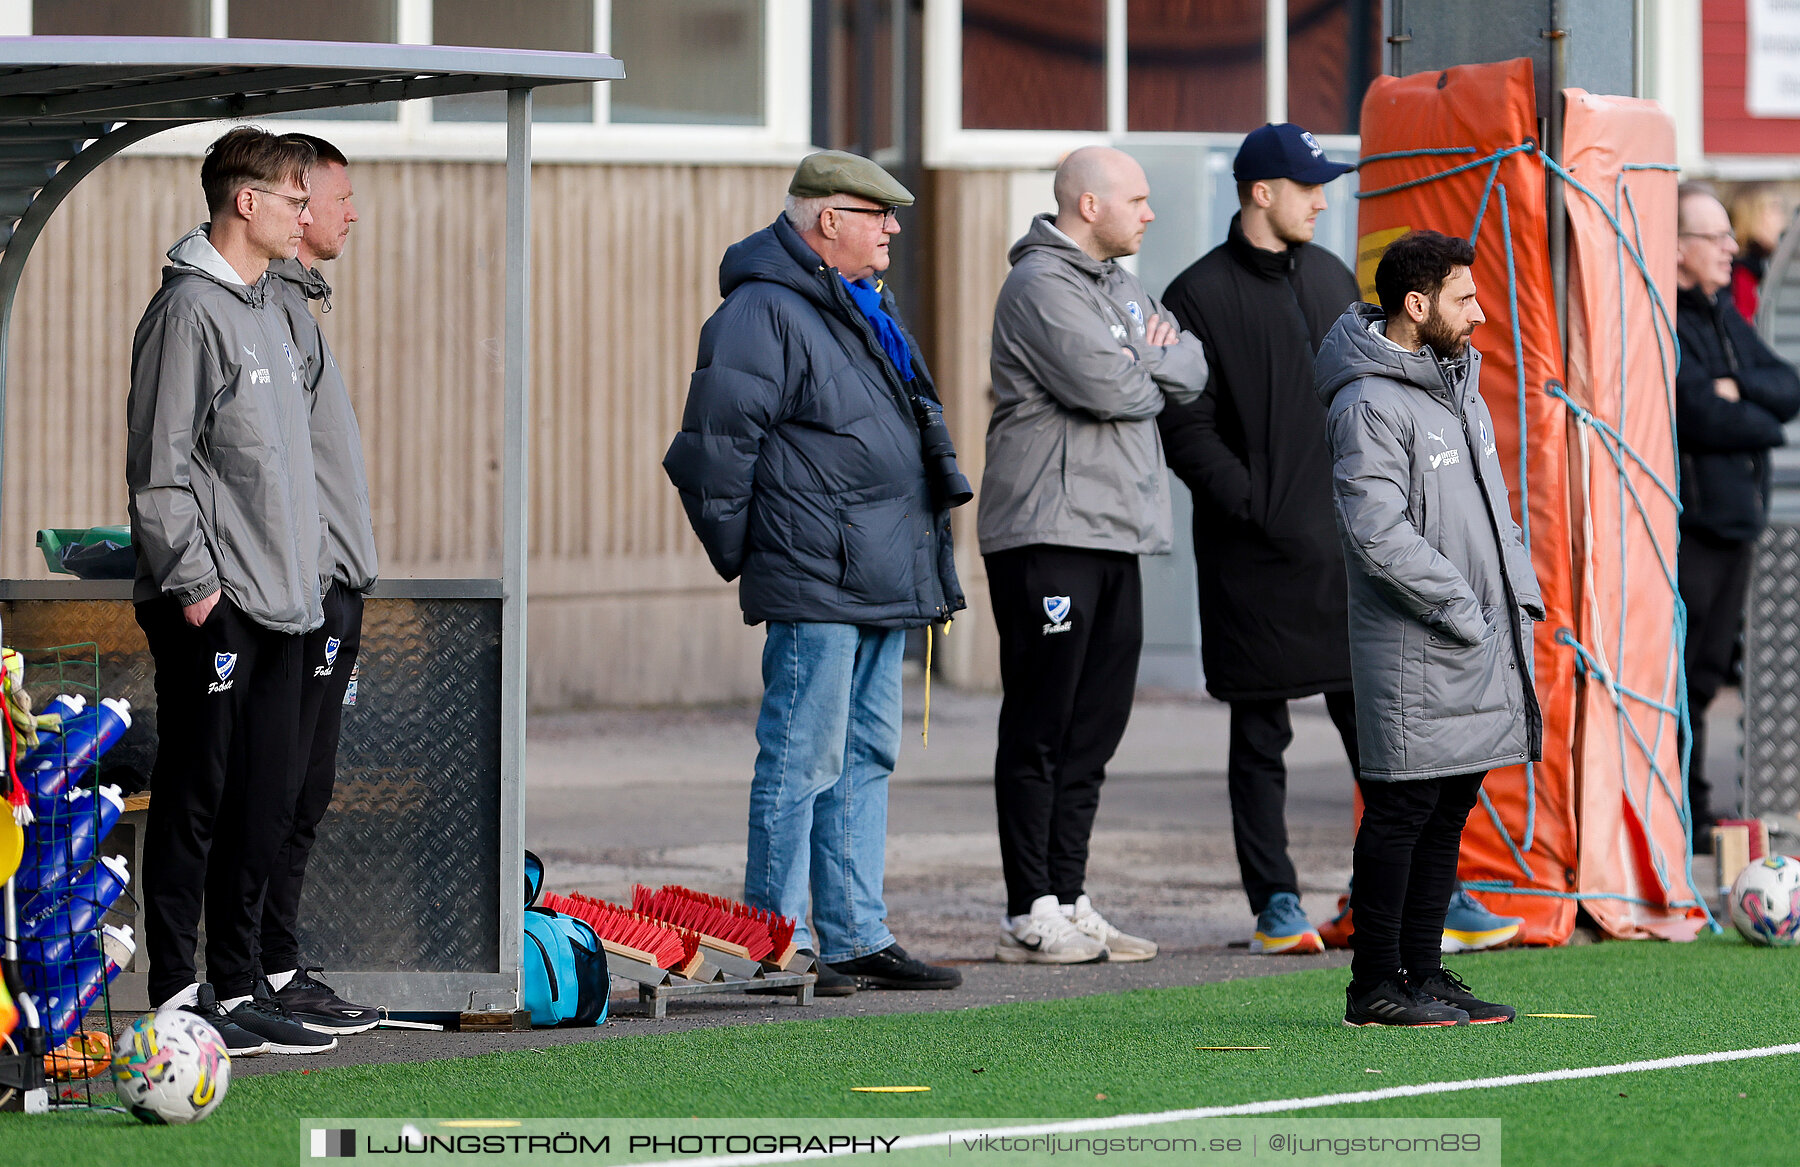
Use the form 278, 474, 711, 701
1065, 895, 1158, 962
997, 894, 1109, 964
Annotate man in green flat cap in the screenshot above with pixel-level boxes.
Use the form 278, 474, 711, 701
665, 150, 969, 994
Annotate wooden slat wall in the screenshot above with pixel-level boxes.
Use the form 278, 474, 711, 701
925, 168, 1011, 691
1, 155, 799, 707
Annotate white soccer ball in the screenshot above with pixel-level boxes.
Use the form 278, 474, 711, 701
111, 1007, 231, 1124
1729, 854, 1800, 948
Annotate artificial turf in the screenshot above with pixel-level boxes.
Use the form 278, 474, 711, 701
3, 930, 1794, 1166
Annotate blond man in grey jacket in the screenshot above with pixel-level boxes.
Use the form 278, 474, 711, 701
980, 147, 1208, 965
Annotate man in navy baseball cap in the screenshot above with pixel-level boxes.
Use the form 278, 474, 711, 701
1233, 122, 1356, 185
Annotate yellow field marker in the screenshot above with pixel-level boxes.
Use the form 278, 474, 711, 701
852, 1086, 931, 1093
1524, 1013, 1597, 1019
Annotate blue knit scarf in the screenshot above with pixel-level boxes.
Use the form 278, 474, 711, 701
841, 276, 914, 381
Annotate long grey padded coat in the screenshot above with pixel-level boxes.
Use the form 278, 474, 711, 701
1315, 302, 1544, 781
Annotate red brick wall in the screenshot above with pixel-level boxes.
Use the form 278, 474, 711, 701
1704, 0, 1800, 154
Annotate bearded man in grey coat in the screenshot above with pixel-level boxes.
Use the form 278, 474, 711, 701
1315, 230, 1542, 1028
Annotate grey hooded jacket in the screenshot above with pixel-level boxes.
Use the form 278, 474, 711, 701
1315, 302, 1544, 781
128, 226, 324, 635
269, 258, 379, 592
979, 214, 1208, 556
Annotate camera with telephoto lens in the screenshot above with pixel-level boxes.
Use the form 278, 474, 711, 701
911, 395, 973, 509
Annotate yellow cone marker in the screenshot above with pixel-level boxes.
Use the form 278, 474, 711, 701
852, 1086, 931, 1093
1524, 1013, 1597, 1019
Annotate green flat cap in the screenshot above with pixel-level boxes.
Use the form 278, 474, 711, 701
788, 150, 914, 206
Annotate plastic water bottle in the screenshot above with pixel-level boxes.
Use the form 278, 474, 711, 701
16, 853, 130, 966
36, 693, 87, 724
40, 924, 135, 1046
16, 784, 124, 895
22, 697, 130, 806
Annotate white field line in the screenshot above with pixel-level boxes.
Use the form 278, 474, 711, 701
617, 1041, 1800, 1167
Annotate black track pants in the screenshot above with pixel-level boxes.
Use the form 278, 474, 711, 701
1348, 771, 1485, 989
1228, 690, 1360, 915
258, 583, 364, 977
987, 545, 1142, 918
138, 596, 304, 1004
1678, 531, 1753, 837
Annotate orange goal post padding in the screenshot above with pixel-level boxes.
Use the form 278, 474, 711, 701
1353, 60, 1709, 943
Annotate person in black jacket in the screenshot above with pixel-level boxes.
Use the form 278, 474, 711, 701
664, 152, 968, 992
1675, 184, 1800, 850
1157, 124, 1360, 954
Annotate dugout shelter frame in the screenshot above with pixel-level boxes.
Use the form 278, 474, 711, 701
0, 38, 624, 1038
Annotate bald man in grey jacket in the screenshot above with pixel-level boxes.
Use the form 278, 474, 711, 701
980, 147, 1208, 965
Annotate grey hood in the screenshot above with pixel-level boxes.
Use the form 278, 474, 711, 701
127, 226, 324, 633
269, 257, 378, 592
1315, 302, 1542, 781
978, 214, 1208, 556
1316, 301, 1464, 412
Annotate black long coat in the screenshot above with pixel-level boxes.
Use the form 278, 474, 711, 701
1157, 215, 1359, 701
1674, 285, 1800, 543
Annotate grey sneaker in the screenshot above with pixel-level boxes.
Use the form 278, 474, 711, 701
1065, 895, 1157, 962
997, 895, 1108, 964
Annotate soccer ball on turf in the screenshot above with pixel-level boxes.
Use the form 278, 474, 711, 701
111, 1007, 230, 1124
1729, 855, 1800, 948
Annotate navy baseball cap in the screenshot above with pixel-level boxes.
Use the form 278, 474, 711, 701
1233, 123, 1356, 185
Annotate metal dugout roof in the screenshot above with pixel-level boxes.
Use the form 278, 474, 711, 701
0, 38, 623, 1015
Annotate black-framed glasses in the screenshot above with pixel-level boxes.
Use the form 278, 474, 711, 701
831, 206, 899, 225
249, 187, 310, 214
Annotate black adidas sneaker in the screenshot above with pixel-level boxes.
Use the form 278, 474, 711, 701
270, 967, 380, 1034
1410, 967, 1516, 1025
1344, 978, 1470, 1027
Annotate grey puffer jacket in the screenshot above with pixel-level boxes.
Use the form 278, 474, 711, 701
128, 226, 324, 635
979, 215, 1208, 556
269, 258, 379, 592
1315, 303, 1543, 781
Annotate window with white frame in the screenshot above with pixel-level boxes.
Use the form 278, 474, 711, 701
19, 0, 810, 161
930, 0, 1379, 165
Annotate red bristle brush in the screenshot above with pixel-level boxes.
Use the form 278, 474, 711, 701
542, 891, 704, 978
632, 885, 799, 968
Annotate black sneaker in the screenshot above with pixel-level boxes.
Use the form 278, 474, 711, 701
179, 983, 270, 1057
1411, 967, 1515, 1025
225, 982, 339, 1054
271, 967, 380, 1034
747, 949, 857, 997
826, 943, 962, 990
1344, 978, 1470, 1027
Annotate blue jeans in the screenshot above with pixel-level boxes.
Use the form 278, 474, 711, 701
745, 622, 904, 963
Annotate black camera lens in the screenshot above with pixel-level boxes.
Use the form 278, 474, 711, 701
914, 400, 973, 508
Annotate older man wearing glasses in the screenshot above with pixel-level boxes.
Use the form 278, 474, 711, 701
665, 151, 968, 994
1674, 182, 1800, 852
128, 126, 334, 1056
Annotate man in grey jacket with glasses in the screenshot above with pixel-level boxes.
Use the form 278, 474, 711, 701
980, 146, 1207, 966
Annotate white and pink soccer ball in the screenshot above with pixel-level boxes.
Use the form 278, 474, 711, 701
111, 1006, 231, 1124
1729, 854, 1800, 948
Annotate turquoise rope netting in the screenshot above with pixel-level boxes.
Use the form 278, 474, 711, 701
1356, 140, 1717, 929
